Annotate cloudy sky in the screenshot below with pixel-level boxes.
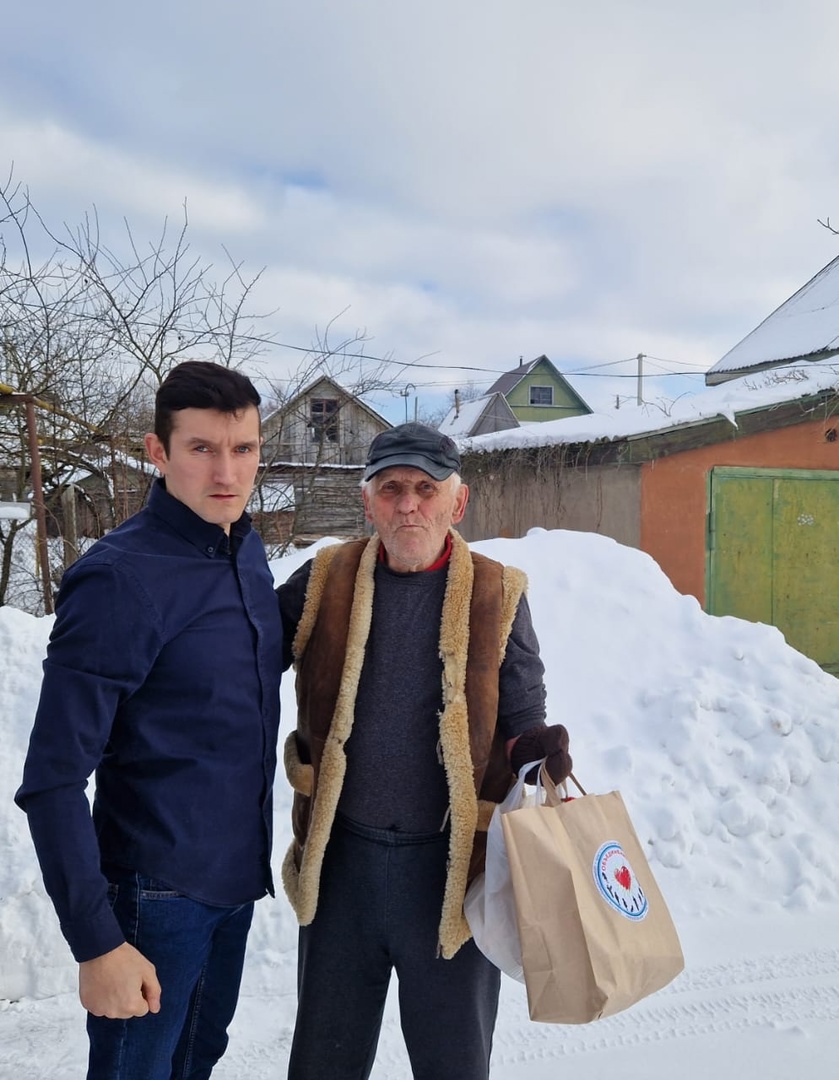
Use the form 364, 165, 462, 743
3, 0, 839, 422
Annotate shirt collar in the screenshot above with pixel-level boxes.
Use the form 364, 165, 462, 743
376, 530, 453, 572
147, 478, 252, 557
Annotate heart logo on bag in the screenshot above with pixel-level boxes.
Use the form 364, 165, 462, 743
593, 842, 649, 921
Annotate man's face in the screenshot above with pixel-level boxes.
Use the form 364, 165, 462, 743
362, 466, 469, 573
144, 406, 262, 533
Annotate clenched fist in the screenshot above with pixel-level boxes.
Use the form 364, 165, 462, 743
510, 724, 572, 784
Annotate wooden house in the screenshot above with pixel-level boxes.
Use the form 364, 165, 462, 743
43, 453, 153, 540
485, 355, 592, 424
259, 377, 391, 545
261, 376, 391, 466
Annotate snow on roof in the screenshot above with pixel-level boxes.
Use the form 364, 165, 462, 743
0, 502, 31, 521
438, 396, 495, 437
707, 255, 839, 380
460, 356, 839, 455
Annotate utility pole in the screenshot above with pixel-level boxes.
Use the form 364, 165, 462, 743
636, 353, 645, 406
400, 383, 416, 423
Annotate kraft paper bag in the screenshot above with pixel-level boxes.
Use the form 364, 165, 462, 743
501, 773, 684, 1024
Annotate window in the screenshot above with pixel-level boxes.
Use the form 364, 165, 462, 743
310, 398, 339, 443
529, 385, 553, 406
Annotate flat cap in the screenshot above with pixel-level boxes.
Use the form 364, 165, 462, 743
364, 423, 461, 481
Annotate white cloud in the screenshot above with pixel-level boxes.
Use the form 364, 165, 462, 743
3, 0, 839, 415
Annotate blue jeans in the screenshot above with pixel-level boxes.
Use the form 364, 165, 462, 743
86, 868, 254, 1080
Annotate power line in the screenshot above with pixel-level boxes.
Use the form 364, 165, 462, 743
251, 333, 711, 379
247, 333, 505, 374
643, 353, 710, 369
565, 356, 642, 373
569, 369, 706, 378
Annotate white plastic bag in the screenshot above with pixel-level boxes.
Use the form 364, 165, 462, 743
464, 760, 543, 981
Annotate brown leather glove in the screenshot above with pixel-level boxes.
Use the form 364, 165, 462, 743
510, 724, 572, 785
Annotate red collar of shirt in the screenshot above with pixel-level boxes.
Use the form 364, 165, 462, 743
377, 531, 453, 572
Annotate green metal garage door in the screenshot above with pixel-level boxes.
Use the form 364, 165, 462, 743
707, 466, 839, 675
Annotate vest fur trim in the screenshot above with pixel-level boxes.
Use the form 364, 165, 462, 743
282, 530, 526, 959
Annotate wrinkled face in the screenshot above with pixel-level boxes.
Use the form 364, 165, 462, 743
144, 406, 261, 533
362, 466, 469, 573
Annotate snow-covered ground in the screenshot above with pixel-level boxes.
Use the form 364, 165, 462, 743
2, 528, 838, 1078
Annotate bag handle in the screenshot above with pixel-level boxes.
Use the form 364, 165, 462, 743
568, 771, 587, 796
537, 763, 588, 805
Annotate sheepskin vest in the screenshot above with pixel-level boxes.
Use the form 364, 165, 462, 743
281, 530, 527, 959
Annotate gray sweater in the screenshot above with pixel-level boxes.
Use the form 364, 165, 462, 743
279, 555, 546, 833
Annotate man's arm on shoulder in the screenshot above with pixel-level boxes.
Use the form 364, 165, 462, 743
276, 559, 313, 671
80, 942, 161, 1019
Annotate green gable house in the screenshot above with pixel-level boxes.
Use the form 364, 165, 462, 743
487, 354, 591, 423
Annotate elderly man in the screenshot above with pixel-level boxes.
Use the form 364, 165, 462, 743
278, 422, 571, 1080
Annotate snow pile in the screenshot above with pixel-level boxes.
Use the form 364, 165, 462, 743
2, 528, 838, 1006
474, 530, 839, 919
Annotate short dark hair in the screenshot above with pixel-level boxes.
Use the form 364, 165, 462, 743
154, 362, 261, 451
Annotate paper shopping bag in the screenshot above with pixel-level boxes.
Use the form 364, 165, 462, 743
501, 775, 684, 1023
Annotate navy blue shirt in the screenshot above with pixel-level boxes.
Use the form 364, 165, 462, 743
16, 480, 282, 962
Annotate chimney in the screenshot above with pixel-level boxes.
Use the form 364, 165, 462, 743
519, 355, 524, 368
454, 389, 461, 417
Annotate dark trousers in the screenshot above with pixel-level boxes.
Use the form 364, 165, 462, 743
86, 868, 254, 1080
288, 815, 501, 1080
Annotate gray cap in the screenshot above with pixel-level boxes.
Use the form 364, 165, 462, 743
364, 423, 461, 481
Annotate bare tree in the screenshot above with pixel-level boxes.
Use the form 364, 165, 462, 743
0, 173, 274, 611
1, 174, 407, 606
254, 313, 398, 554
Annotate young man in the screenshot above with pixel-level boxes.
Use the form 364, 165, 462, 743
278, 422, 571, 1079
16, 361, 282, 1080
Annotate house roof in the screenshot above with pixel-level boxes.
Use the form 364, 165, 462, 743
45, 447, 150, 490
438, 393, 519, 438
486, 356, 546, 396
262, 374, 391, 430
459, 355, 839, 457
486, 354, 591, 412
0, 502, 31, 521
706, 255, 839, 384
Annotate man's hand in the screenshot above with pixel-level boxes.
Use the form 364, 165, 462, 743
509, 724, 573, 784
79, 942, 162, 1019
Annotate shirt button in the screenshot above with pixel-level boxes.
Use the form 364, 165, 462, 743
206, 545, 215, 554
